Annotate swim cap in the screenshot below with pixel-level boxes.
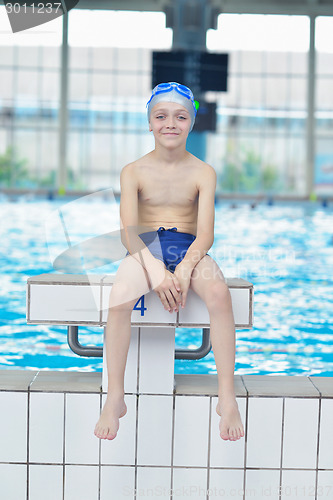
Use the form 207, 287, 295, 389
146, 82, 197, 132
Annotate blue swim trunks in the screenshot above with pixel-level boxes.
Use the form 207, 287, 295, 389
126, 226, 197, 273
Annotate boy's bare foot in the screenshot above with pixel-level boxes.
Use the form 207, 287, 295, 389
94, 393, 127, 440
216, 395, 244, 441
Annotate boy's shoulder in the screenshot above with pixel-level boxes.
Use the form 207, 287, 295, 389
188, 154, 216, 181
120, 153, 151, 175
120, 153, 216, 179
120, 157, 143, 179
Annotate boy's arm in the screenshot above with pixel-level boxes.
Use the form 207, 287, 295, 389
179, 164, 216, 271
119, 163, 163, 274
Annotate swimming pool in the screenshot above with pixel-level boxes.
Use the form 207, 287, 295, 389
1, 195, 333, 375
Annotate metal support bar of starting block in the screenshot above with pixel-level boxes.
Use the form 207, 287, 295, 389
67, 325, 211, 360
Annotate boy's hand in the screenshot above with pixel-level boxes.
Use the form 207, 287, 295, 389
173, 262, 193, 309
153, 269, 182, 312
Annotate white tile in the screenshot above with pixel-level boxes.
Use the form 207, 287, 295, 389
178, 289, 210, 325
102, 355, 108, 394
173, 396, 210, 467
318, 399, 333, 469
245, 470, 280, 500
281, 470, 316, 499
64, 466, 99, 500
209, 469, 244, 499
138, 327, 175, 394
101, 394, 136, 465
282, 398, 319, 469
0, 464, 27, 500
102, 327, 139, 393
65, 394, 100, 464
124, 328, 139, 393
246, 397, 283, 468
137, 467, 172, 499
29, 393, 64, 463
210, 396, 246, 468
317, 471, 333, 498
137, 395, 173, 466
29, 465, 63, 500
173, 467, 207, 499
100, 466, 135, 500
0, 392, 27, 462
29, 284, 100, 322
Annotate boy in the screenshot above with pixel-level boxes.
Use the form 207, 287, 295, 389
94, 82, 244, 441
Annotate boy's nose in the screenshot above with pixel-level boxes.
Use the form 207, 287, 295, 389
165, 117, 176, 128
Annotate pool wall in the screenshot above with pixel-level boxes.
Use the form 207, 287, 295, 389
0, 371, 332, 500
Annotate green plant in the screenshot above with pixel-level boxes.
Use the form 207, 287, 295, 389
29, 166, 87, 191
32, 169, 57, 187
220, 161, 241, 191
262, 163, 279, 191
0, 146, 29, 187
67, 166, 87, 190
219, 143, 280, 194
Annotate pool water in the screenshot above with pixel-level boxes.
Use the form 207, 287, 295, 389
1, 196, 333, 376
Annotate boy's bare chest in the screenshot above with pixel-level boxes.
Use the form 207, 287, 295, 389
138, 167, 198, 208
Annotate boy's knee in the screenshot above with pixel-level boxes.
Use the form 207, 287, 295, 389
108, 282, 137, 310
206, 281, 231, 310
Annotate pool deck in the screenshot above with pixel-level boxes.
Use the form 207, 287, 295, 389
1, 371, 333, 500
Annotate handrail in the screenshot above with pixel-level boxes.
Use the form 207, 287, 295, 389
67, 326, 211, 360
67, 326, 102, 357
175, 328, 211, 360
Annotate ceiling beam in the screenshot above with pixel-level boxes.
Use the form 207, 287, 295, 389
76, 0, 167, 12
75, 0, 333, 16
211, 0, 332, 16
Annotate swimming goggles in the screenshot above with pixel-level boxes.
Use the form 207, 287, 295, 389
146, 82, 198, 114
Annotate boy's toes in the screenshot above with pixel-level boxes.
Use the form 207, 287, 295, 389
106, 430, 116, 440
101, 428, 109, 440
220, 427, 230, 440
94, 425, 110, 440
95, 429, 103, 439
237, 427, 244, 439
229, 429, 236, 441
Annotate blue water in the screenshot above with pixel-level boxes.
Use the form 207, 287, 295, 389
1, 195, 333, 375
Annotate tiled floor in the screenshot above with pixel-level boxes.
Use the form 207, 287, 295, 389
0, 370, 332, 500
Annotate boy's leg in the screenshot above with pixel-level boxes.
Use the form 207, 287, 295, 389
94, 254, 166, 440
188, 254, 244, 441
94, 295, 136, 440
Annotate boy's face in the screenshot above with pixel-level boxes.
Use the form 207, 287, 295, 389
149, 101, 192, 143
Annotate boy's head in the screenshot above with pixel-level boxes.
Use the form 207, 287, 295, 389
146, 82, 197, 132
